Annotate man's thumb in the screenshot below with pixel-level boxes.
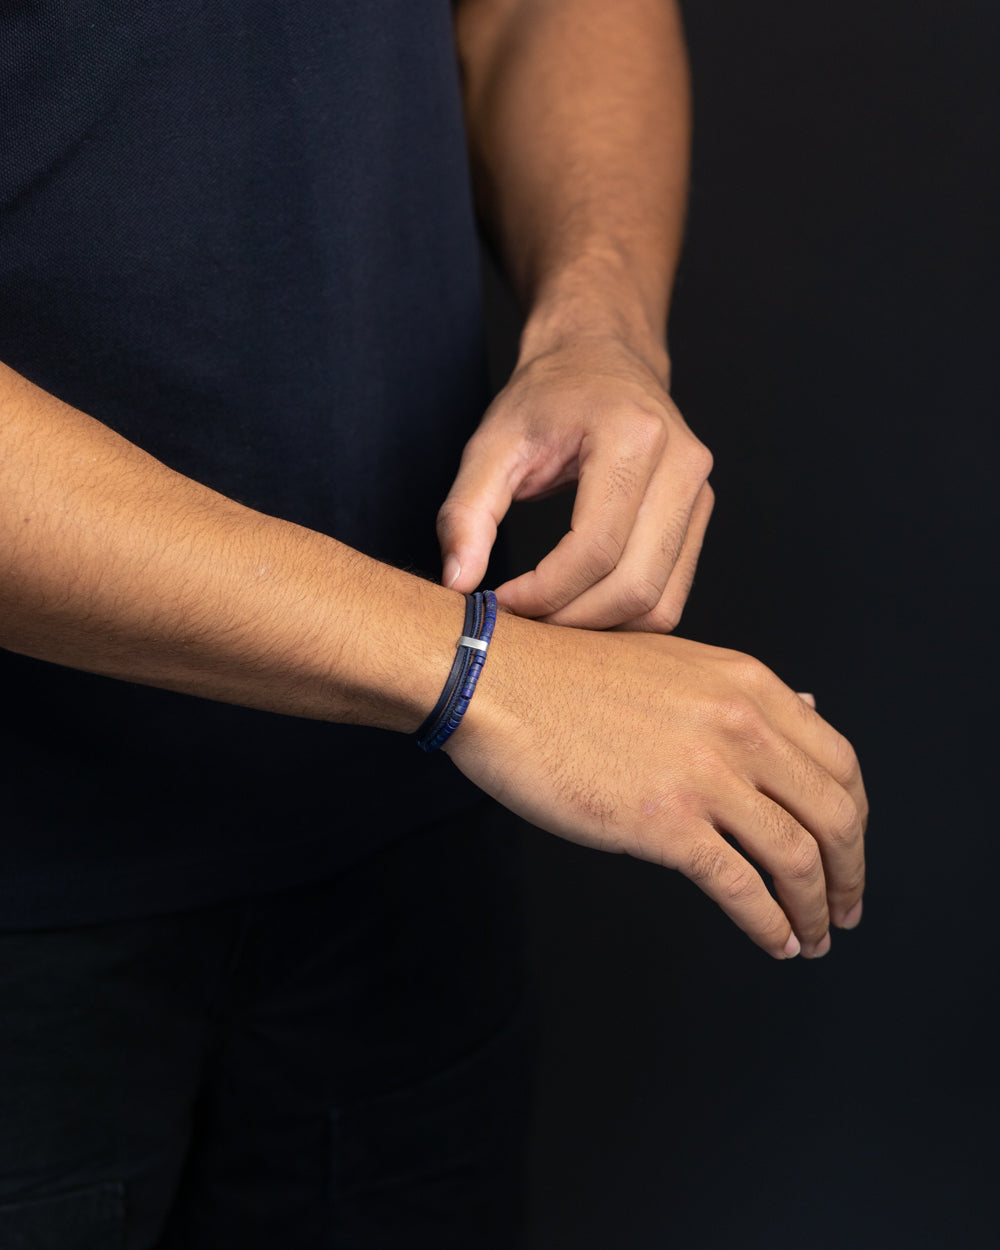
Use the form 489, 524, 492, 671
436, 489, 503, 594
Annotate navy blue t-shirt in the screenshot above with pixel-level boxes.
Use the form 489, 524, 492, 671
0, 1, 489, 926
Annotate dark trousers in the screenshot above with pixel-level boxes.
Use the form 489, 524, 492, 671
0, 802, 535, 1249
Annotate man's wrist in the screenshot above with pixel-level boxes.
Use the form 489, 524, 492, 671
518, 252, 672, 383
336, 567, 472, 736
441, 604, 529, 759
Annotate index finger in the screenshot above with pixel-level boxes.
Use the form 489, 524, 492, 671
496, 437, 656, 618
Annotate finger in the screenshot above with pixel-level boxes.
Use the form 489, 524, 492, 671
614, 480, 715, 633
521, 446, 710, 630
496, 432, 659, 618
677, 825, 802, 960
717, 786, 831, 956
747, 724, 866, 931
436, 435, 521, 594
537, 500, 689, 628
766, 679, 869, 841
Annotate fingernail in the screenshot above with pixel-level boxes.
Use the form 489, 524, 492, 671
783, 933, 801, 959
808, 932, 832, 959
443, 555, 461, 589
798, 692, 816, 709
841, 899, 863, 930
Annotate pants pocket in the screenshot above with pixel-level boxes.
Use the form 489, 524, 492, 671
0, 1181, 125, 1250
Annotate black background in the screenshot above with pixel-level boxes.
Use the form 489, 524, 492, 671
482, 2, 998, 1246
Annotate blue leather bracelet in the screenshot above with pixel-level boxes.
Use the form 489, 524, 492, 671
415, 590, 497, 752
414, 593, 476, 742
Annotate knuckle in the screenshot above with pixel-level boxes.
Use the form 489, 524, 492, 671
743, 656, 776, 692
435, 496, 472, 532
619, 573, 665, 618
830, 732, 860, 785
644, 601, 681, 633
722, 650, 771, 693
533, 589, 565, 616
826, 790, 862, 847
686, 842, 759, 906
686, 439, 715, 482
719, 862, 760, 905
584, 527, 624, 579
838, 866, 867, 899
622, 407, 668, 457
785, 836, 823, 883
711, 694, 764, 738
685, 839, 732, 887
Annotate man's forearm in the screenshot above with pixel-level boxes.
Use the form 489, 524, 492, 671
442, 0, 706, 630
1, 363, 864, 959
454, 0, 690, 363
0, 362, 462, 732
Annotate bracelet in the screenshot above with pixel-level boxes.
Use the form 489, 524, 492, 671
415, 590, 498, 752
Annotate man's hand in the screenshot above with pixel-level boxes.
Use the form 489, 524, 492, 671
437, 332, 713, 631
451, 0, 703, 630
446, 616, 868, 960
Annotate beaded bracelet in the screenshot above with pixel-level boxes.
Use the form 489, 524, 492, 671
415, 590, 498, 752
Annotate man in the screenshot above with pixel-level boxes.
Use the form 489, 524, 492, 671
0, 1, 866, 1245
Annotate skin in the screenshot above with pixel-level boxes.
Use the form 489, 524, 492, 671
0, 0, 867, 958
448, 620, 866, 959
441, 0, 714, 632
